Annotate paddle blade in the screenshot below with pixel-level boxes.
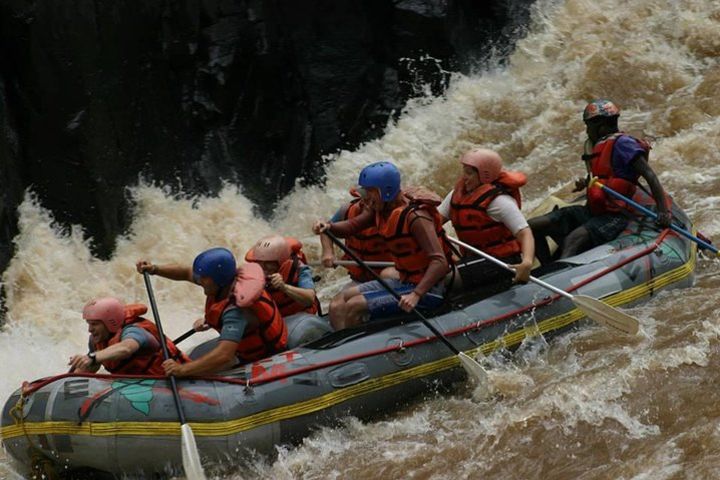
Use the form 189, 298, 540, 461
458, 352, 489, 386
572, 294, 639, 335
181, 423, 207, 480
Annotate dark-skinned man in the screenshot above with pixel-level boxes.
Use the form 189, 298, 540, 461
529, 99, 671, 264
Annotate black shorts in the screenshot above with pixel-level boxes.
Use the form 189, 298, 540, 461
544, 205, 628, 247
457, 253, 521, 293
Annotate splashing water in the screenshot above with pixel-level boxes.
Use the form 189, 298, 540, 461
3, 0, 720, 477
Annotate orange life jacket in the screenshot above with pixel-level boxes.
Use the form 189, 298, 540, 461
342, 199, 391, 282
586, 133, 647, 215
449, 171, 526, 259
377, 187, 451, 284
270, 237, 320, 317
204, 289, 288, 363
93, 304, 189, 375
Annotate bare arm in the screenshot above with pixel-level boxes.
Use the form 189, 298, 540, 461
68, 338, 140, 373
164, 340, 237, 377
509, 227, 535, 283
136, 260, 194, 282
320, 233, 336, 267
409, 212, 449, 296
632, 155, 671, 226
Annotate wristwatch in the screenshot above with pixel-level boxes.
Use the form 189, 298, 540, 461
87, 352, 98, 365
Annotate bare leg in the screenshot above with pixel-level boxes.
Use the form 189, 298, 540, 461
342, 294, 369, 328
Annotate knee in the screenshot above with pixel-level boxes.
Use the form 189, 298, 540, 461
562, 227, 590, 257
528, 215, 549, 232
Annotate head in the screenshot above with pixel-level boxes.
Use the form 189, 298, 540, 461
245, 235, 291, 276
583, 99, 620, 143
83, 297, 125, 343
357, 161, 401, 211
192, 247, 237, 296
459, 148, 503, 190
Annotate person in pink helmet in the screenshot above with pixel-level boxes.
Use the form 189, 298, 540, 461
68, 297, 188, 375
528, 99, 671, 264
245, 235, 320, 318
438, 148, 535, 293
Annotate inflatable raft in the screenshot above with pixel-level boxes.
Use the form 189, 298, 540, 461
1, 191, 697, 478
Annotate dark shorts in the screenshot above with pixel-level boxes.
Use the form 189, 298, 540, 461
545, 205, 628, 247
457, 253, 521, 293
357, 279, 445, 321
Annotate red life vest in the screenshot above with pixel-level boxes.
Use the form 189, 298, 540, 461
342, 199, 390, 282
586, 133, 647, 215
377, 187, 451, 284
92, 304, 189, 375
448, 171, 526, 260
270, 238, 320, 317
204, 289, 288, 363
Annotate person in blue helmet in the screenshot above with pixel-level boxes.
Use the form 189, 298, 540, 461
313, 161, 451, 330
136, 248, 287, 375
528, 99, 672, 264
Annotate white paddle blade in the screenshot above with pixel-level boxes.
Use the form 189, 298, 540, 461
181, 423, 207, 480
572, 294, 639, 335
458, 352, 489, 386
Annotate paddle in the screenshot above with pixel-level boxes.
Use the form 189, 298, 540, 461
309, 260, 395, 268
174, 328, 197, 345
142, 272, 207, 480
446, 236, 640, 335
589, 178, 718, 256
323, 231, 489, 385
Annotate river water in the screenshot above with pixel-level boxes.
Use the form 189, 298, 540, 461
2, 0, 720, 478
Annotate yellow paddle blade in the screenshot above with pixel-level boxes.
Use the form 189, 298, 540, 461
181, 423, 207, 480
572, 294, 639, 335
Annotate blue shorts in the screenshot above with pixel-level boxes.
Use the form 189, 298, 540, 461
357, 279, 445, 321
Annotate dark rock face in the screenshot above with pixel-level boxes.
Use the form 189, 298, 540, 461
0, 0, 535, 278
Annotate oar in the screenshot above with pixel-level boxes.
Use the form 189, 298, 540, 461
309, 260, 395, 268
143, 272, 207, 480
173, 328, 197, 345
589, 178, 718, 256
323, 231, 488, 385
446, 236, 640, 335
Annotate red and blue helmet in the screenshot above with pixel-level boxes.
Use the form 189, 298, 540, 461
583, 99, 620, 122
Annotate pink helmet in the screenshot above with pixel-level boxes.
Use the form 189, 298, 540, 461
460, 148, 503, 184
83, 297, 125, 334
245, 235, 291, 264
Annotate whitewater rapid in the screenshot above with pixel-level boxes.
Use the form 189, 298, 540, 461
3, 0, 720, 478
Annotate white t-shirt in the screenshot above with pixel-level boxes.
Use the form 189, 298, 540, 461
438, 189, 529, 235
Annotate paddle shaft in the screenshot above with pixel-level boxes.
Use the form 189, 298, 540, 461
310, 260, 395, 268
143, 272, 188, 425
447, 237, 573, 301
323, 231, 463, 356
591, 178, 718, 255
174, 329, 196, 345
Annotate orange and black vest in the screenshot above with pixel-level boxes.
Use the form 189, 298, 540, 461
448, 171, 526, 260
93, 304, 189, 375
204, 290, 288, 363
378, 196, 450, 284
342, 199, 390, 282
586, 133, 647, 215
269, 238, 320, 317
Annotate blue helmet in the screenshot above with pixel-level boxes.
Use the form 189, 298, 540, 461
193, 247, 237, 288
358, 161, 401, 202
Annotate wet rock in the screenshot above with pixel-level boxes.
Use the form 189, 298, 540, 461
0, 0, 535, 278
